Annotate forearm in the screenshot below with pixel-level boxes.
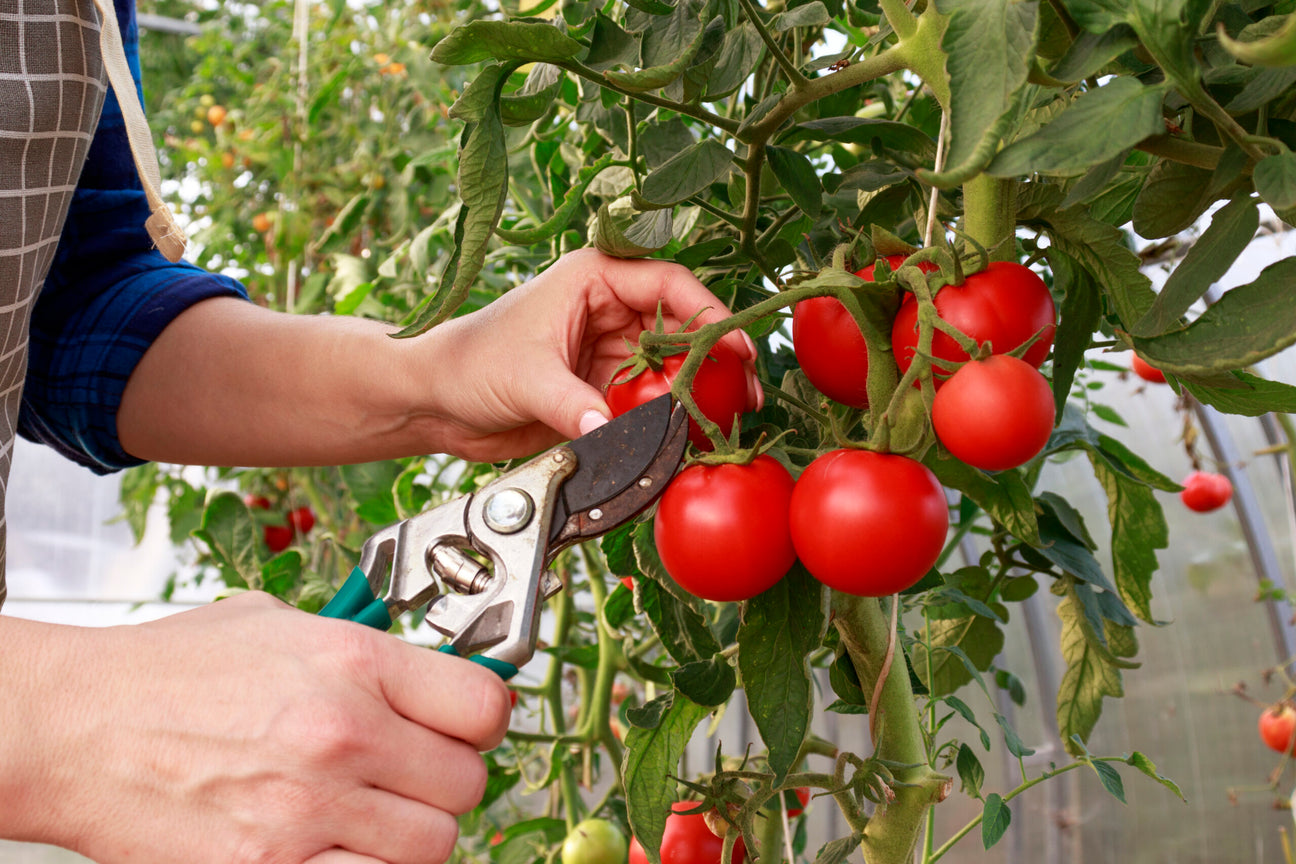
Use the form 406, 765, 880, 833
117, 297, 453, 467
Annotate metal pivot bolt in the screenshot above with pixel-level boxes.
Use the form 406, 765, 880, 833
483, 488, 534, 534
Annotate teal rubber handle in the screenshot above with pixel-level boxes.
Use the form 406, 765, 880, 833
438, 644, 519, 680
319, 566, 393, 630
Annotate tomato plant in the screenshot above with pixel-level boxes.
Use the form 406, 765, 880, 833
789, 450, 948, 597
1180, 471, 1234, 513
607, 344, 750, 450
891, 262, 1056, 384
629, 803, 745, 864
1260, 705, 1296, 756
653, 456, 795, 602
932, 355, 1055, 471
133, 0, 1296, 862
561, 819, 628, 864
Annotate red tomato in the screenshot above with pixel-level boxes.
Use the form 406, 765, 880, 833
287, 506, 316, 534
783, 787, 811, 819
629, 802, 746, 864
891, 261, 1055, 385
619, 576, 635, 592
652, 455, 796, 602
790, 449, 948, 596
791, 256, 937, 409
1130, 354, 1167, 383
607, 344, 749, 450
1180, 471, 1232, 512
1260, 704, 1296, 755
263, 523, 294, 553
244, 494, 271, 510
932, 355, 1055, 471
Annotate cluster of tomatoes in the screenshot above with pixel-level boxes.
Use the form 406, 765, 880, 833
1129, 354, 1235, 513
244, 494, 317, 553
607, 257, 1059, 602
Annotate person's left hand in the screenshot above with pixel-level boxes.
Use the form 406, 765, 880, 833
416, 248, 761, 462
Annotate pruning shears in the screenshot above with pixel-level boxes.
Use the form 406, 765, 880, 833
318, 395, 687, 679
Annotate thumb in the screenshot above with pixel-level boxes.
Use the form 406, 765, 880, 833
531, 374, 611, 441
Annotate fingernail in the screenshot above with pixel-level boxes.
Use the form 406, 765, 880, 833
752, 374, 765, 411
742, 331, 758, 359
579, 410, 609, 436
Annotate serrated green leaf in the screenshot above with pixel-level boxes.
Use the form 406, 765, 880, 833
1090, 454, 1167, 625
1133, 194, 1259, 336
938, 0, 1037, 171
911, 613, 1006, 697
956, 743, 985, 799
988, 78, 1166, 177
1132, 257, 1296, 375
624, 694, 711, 864
982, 793, 1012, 849
431, 20, 583, 65
192, 490, 261, 589
765, 145, 823, 217
1127, 751, 1186, 801
737, 565, 826, 783
640, 139, 734, 207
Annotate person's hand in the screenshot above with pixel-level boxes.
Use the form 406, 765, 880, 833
1, 593, 510, 864
418, 248, 761, 461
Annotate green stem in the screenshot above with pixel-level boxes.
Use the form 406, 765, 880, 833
580, 544, 627, 767
738, 0, 809, 87
557, 61, 742, 136
960, 175, 1016, 261
834, 594, 951, 864
878, 0, 918, 40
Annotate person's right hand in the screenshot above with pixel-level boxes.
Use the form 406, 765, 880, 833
0, 592, 511, 864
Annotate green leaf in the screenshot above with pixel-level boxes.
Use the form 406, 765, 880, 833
1131, 257, 1296, 375
341, 461, 402, 526
641, 579, 722, 665
312, 192, 372, 254
117, 463, 160, 545
1183, 370, 1296, 416
1056, 579, 1127, 754
1045, 406, 1179, 491
772, 1, 829, 29
496, 153, 616, 245
1131, 159, 1215, 240
945, 694, 992, 749
1226, 66, 1296, 113
737, 565, 826, 783
640, 140, 734, 207
956, 743, 985, 799
1056, 0, 1126, 34
1049, 25, 1139, 82
604, 20, 708, 92
672, 656, 737, 706
1255, 151, 1296, 211
1090, 455, 1167, 625
926, 457, 1041, 547
938, 0, 1037, 172
911, 612, 1007, 697
1090, 760, 1126, 803
1018, 184, 1156, 328
431, 20, 583, 65
500, 63, 565, 126
623, 693, 711, 864
592, 201, 675, 257
1132, 194, 1259, 336
260, 549, 303, 598
602, 523, 640, 577
812, 836, 862, 864
450, 64, 511, 123
987, 78, 1166, 177
605, 582, 636, 629
640, 0, 703, 67
192, 490, 261, 589
779, 117, 937, 160
1127, 751, 1186, 801
765, 145, 823, 217
981, 793, 1012, 849
1034, 505, 1118, 594
1048, 248, 1103, 418
706, 23, 764, 99
1219, 13, 1296, 67
585, 13, 642, 72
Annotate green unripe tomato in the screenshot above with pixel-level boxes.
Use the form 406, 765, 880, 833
561, 819, 628, 864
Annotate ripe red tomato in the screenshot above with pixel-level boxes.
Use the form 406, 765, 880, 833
653, 456, 796, 602
1260, 704, 1296, 755
932, 355, 1055, 471
791, 256, 937, 409
1130, 354, 1167, 383
287, 506, 316, 534
263, 523, 294, 553
244, 494, 271, 510
790, 449, 948, 596
1180, 471, 1232, 512
607, 344, 750, 451
891, 261, 1055, 384
629, 802, 746, 864
782, 787, 811, 819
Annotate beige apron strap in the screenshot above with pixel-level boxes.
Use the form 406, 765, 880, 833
91, 0, 187, 262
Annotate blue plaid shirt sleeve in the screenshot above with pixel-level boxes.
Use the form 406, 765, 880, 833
18, 0, 250, 475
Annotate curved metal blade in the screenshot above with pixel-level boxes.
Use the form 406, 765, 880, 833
548, 394, 686, 550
